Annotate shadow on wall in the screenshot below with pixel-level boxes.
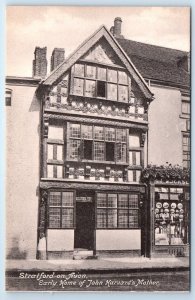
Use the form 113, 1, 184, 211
29, 93, 40, 112
7, 237, 27, 259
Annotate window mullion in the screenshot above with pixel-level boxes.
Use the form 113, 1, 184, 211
114, 128, 116, 163
128, 194, 130, 228
126, 128, 129, 163
117, 194, 119, 228
92, 125, 94, 160
106, 67, 108, 99
103, 141, 105, 162
106, 193, 108, 228
61, 192, 62, 228
53, 144, 57, 160
117, 70, 119, 102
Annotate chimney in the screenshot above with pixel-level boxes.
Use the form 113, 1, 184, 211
110, 17, 124, 39
50, 48, 65, 72
114, 17, 122, 36
110, 26, 114, 35
32, 47, 47, 79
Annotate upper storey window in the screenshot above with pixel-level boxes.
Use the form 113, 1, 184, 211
181, 94, 190, 118
5, 88, 12, 106
182, 101, 190, 115
67, 123, 127, 163
71, 63, 130, 103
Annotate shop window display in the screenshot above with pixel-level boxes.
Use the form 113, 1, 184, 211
154, 187, 188, 246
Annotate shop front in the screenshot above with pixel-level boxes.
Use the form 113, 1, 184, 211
142, 165, 190, 257
38, 182, 146, 259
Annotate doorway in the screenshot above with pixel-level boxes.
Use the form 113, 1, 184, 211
74, 196, 95, 250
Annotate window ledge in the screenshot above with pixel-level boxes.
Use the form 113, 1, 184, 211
69, 94, 129, 105
47, 159, 64, 164
41, 177, 142, 185
179, 114, 190, 119
65, 159, 128, 166
127, 166, 142, 170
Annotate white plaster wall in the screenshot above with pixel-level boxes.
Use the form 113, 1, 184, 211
148, 86, 183, 166
96, 230, 141, 250
6, 84, 40, 259
47, 230, 74, 251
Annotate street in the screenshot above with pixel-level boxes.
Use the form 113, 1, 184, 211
6, 269, 190, 292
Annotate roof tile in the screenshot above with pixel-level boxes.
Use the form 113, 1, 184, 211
117, 38, 190, 87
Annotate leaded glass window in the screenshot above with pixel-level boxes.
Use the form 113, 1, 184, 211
118, 85, 128, 102
118, 71, 128, 84
71, 63, 131, 102
48, 191, 74, 228
74, 63, 84, 76
69, 140, 81, 159
97, 67, 107, 81
68, 123, 127, 163
85, 80, 96, 97
107, 83, 117, 100
73, 78, 84, 96
105, 127, 115, 141
94, 142, 104, 161
70, 123, 81, 138
96, 193, 140, 229
94, 126, 104, 140
86, 65, 96, 78
107, 69, 117, 83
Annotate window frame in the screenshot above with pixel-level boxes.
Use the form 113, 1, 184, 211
181, 100, 190, 116
47, 190, 76, 229
47, 125, 64, 178
71, 62, 130, 103
95, 192, 140, 229
67, 122, 128, 164
128, 131, 144, 182
182, 133, 190, 169
5, 88, 12, 106
154, 185, 189, 246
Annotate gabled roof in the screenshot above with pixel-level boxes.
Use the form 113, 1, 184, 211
117, 38, 190, 87
43, 25, 153, 100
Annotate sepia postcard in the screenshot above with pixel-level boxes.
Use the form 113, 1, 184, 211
5, 6, 190, 292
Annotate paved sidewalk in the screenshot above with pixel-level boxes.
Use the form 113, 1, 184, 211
6, 256, 189, 272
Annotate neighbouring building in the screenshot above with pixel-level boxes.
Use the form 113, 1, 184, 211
6, 17, 190, 260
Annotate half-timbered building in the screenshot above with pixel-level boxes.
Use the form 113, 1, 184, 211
6, 17, 190, 260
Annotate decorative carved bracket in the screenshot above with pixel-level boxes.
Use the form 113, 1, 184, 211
105, 167, 111, 178
85, 166, 91, 178
38, 189, 48, 239
43, 116, 49, 138
141, 132, 146, 147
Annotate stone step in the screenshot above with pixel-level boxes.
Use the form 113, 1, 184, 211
74, 250, 93, 256
73, 249, 98, 260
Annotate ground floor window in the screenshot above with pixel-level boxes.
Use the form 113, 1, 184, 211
96, 192, 140, 229
48, 191, 74, 228
154, 186, 189, 246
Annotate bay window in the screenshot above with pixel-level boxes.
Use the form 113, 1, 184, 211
72, 62, 130, 102
68, 123, 127, 163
